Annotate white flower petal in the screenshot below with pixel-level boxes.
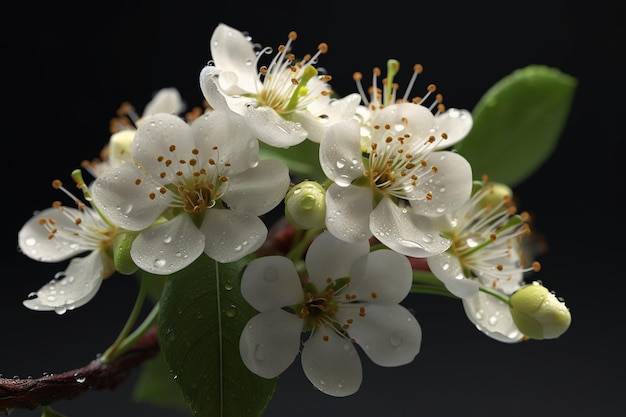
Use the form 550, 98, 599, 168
19, 207, 90, 262
348, 250, 412, 305
370, 198, 451, 258
241, 256, 303, 312
201, 209, 267, 263
244, 105, 308, 147
325, 184, 372, 242
433, 108, 473, 149
199, 67, 234, 112
340, 304, 421, 367
209, 23, 259, 94
305, 231, 369, 290
372, 103, 436, 139
191, 106, 259, 175
298, 93, 362, 143
224, 159, 290, 215
301, 329, 362, 397
92, 163, 170, 230
409, 151, 473, 216
427, 252, 480, 299
319, 119, 363, 185
239, 309, 303, 378
141, 88, 184, 117
131, 215, 205, 275
131, 113, 197, 183
463, 292, 524, 343
23, 251, 104, 313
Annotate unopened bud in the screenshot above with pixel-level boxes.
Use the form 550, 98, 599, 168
509, 281, 571, 340
108, 130, 135, 165
285, 181, 326, 229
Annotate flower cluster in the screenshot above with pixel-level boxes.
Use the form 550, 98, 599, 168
17, 21, 571, 405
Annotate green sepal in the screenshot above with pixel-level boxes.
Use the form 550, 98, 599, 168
158, 253, 276, 417
455, 65, 577, 187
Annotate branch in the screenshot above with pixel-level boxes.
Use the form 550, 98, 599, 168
0, 325, 159, 411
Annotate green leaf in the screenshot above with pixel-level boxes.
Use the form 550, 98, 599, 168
454, 65, 577, 187
259, 139, 325, 182
158, 254, 276, 417
133, 352, 193, 414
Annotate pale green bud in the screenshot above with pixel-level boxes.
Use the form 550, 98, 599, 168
509, 281, 571, 340
285, 181, 326, 229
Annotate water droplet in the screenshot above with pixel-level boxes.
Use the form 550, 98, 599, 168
153, 258, 166, 268
263, 266, 279, 282
224, 305, 237, 317
254, 344, 265, 361
74, 373, 86, 383
224, 281, 233, 291
396, 239, 424, 249
163, 235, 172, 244
422, 234, 433, 243
54, 306, 67, 315
390, 332, 403, 347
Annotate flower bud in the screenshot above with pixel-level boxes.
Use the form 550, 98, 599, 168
509, 281, 571, 340
108, 130, 135, 165
285, 181, 326, 229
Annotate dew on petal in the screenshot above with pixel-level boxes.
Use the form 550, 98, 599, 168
254, 344, 265, 361
390, 332, 403, 347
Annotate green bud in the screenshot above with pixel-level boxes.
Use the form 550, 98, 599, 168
285, 180, 326, 229
113, 232, 139, 275
509, 281, 571, 340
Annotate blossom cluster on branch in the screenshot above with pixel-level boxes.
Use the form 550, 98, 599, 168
10, 22, 575, 417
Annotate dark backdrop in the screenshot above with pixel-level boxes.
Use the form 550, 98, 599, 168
4, 1, 623, 416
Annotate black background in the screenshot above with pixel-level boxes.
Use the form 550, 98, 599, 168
3, 1, 624, 416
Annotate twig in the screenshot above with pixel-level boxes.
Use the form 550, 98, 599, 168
0, 325, 159, 411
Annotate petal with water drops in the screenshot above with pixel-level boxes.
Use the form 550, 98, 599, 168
131, 214, 205, 275
340, 304, 421, 367
209, 23, 259, 94
305, 231, 369, 291
19, 207, 92, 262
241, 256, 303, 312
347, 250, 412, 305
427, 252, 480, 299
325, 183, 372, 243
463, 292, 524, 343
201, 209, 267, 263
224, 159, 290, 215
239, 309, 303, 379
23, 251, 104, 314
370, 198, 451, 258
319, 119, 363, 185
301, 329, 362, 397
433, 108, 473, 150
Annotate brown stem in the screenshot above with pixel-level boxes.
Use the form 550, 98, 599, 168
0, 325, 159, 411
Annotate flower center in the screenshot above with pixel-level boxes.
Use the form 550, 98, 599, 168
361, 123, 440, 201
448, 180, 542, 285
42, 176, 119, 252
253, 31, 333, 115
144, 144, 229, 216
